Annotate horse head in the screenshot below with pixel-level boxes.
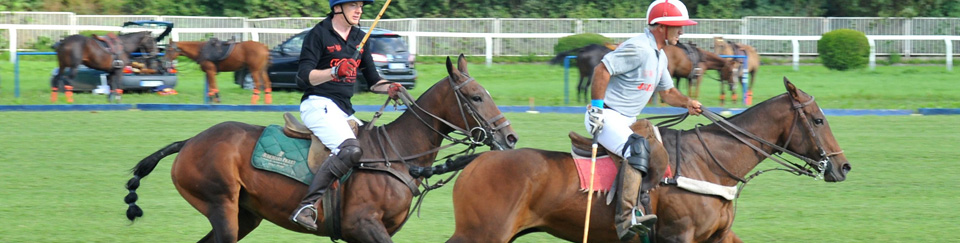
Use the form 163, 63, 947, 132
417, 54, 518, 150
119, 31, 158, 57
163, 41, 181, 67
780, 77, 850, 182
713, 36, 731, 55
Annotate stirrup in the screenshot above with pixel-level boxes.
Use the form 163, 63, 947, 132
291, 205, 318, 224
629, 209, 658, 235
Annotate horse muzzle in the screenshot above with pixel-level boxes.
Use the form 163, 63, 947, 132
822, 160, 851, 182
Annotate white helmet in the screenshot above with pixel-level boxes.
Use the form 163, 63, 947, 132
647, 0, 697, 26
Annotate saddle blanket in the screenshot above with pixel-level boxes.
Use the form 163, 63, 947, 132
572, 152, 617, 192
251, 125, 314, 185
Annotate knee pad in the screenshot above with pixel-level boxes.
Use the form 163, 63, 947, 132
623, 134, 650, 175
336, 138, 363, 165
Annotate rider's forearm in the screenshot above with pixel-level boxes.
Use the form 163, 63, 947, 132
660, 88, 692, 108
308, 69, 334, 86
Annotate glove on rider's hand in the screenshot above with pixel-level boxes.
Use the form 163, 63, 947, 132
330, 59, 358, 81
588, 105, 604, 136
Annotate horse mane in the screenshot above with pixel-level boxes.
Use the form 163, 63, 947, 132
658, 93, 790, 135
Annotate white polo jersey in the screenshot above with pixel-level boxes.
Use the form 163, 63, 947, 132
600, 28, 674, 118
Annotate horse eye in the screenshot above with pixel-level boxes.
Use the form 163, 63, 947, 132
814, 118, 824, 125
471, 96, 482, 102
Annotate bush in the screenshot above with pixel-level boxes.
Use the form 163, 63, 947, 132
817, 29, 869, 71
554, 33, 612, 55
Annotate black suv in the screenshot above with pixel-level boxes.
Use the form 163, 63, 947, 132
235, 27, 417, 91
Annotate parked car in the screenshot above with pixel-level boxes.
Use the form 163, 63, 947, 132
50, 20, 177, 92
235, 27, 417, 91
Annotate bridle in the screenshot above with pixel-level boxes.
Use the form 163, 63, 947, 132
697, 95, 845, 182
361, 74, 512, 165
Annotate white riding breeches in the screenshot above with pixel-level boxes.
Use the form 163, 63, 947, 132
584, 108, 635, 158
300, 95, 363, 154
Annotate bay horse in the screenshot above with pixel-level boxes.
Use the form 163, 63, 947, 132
447, 78, 850, 243
165, 40, 272, 104
713, 37, 761, 105
51, 31, 157, 103
550, 44, 614, 103
664, 43, 739, 101
124, 55, 519, 243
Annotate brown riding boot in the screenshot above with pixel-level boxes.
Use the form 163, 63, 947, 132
615, 134, 657, 241
290, 139, 362, 231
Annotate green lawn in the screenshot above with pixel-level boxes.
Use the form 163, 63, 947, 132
2, 60, 959, 109
0, 111, 958, 242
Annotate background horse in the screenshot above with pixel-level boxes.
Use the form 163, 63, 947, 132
550, 44, 614, 103
446, 78, 850, 243
124, 55, 518, 243
165, 40, 272, 104
664, 43, 735, 101
50, 31, 157, 103
713, 37, 761, 105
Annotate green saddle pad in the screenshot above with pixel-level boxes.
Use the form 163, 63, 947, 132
251, 125, 314, 185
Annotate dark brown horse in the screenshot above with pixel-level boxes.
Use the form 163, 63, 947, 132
447, 78, 850, 243
124, 55, 518, 242
165, 40, 272, 104
664, 43, 734, 100
51, 31, 157, 103
551, 44, 615, 103
714, 37, 761, 105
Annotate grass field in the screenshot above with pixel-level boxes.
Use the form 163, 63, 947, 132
2, 60, 959, 109
1, 111, 958, 242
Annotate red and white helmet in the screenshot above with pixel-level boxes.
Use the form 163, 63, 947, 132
647, 0, 697, 26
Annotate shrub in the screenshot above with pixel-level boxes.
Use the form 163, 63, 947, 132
554, 33, 612, 55
817, 29, 869, 71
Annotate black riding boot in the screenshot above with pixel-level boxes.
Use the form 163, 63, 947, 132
615, 134, 658, 242
290, 139, 362, 231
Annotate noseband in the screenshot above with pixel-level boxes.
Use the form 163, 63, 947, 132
448, 77, 511, 150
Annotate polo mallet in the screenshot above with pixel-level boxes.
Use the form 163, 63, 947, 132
351, 0, 392, 61
582, 134, 600, 243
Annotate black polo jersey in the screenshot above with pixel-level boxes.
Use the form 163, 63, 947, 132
297, 15, 382, 115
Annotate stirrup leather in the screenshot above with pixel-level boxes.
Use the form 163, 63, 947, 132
291, 204, 318, 224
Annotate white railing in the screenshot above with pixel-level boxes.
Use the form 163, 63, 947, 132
1, 24, 956, 71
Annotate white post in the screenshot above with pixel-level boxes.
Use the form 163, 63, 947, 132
171, 30, 179, 42
485, 36, 493, 67
792, 39, 800, 71
69, 13, 78, 35
904, 18, 911, 57
493, 18, 501, 56
868, 37, 876, 71
9, 27, 16, 63
946, 39, 953, 72
409, 19, 418, 55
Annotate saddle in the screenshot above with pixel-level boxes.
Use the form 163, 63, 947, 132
676, 42, 703, 80
91, 33, 125, 68
197, 37, 238, 64
282, 112, 359, 173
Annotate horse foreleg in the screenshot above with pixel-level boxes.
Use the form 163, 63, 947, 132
718, 82, 726, 107
342, 217, 394, 243
745, 70, 756, 105
108, 72, 123, 103
236, 208, 263, 241
720, 230, 743, 243
202, 66, 221, 103
50, 67, 67, 103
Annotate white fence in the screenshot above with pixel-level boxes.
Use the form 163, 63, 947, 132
1, 12, 958, 70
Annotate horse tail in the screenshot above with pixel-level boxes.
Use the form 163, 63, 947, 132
408, 152, 485, 178
549, 47, 582, 65
124, 140, 187, 221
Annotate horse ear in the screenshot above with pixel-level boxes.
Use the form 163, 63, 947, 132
446, 56, 460, 81
784, 76, 801, 100
457, 53, 469, 75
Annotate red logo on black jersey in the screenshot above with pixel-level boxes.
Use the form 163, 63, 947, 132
326, 44, 342, 53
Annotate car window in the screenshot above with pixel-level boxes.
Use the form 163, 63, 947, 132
282, 33, 305, 54
370, 36, 407, 54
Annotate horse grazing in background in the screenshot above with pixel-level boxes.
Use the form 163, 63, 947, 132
714, 37, 761, 105
550, 44, 615, 103
51, 31, 157, 103
124, 55, 519, 243
165, 39, 272, 104
447, 78, 850, 243
664, 42, 739, 100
